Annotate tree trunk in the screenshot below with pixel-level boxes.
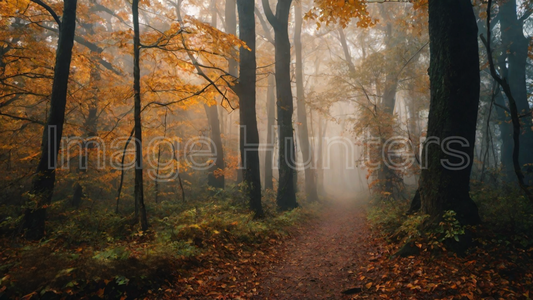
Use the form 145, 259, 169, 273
338, 27, 356, 75
225, 0, 241, 184
262, 0, 297, 210
495, 90, 514, 180
317, 117, 328, 196
23, 0, 78, 240
264, 73, 276, 190
379, 21, 400, 198
205, 0, 225, 189
294, 2, 318, 202
205, 104, 225, 189
133, 0, 148, 231
72, 105, 97, 208
237, 0, 263, 217
419, 0, 481, 225
225, 0, 238, 78
499, 0, 533, 184
72, 56, 99, 209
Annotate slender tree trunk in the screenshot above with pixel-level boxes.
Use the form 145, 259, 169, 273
205, 0, 225, 189
225, 0, 238, 77
482, 0, 533, 202
418, 0, 481, 225
237, 0, 263, 217
23, 0, 78, 240
264, 73, 276, 190
338, 27, 356, 75
72, 104, 97, 208
317, 117, 328, 196
205, 104, 225, 188
380, 21, 400, 198
495, 90, 514, 179
263, 0, 297, 210
72, 21, 99, 209
155, 111, 168, 204
225, 0, 242, 184
72, 60, 99, 209
132, 0, 148, 231
499, 0, 533, 184
294, 2, 318, 202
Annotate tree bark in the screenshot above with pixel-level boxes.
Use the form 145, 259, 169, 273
23, 0, 78, 240
294, 2, 318, 202
237, 0, 264, 217
133, 0, 148, 231
263, 0, 298, 210
419, 0, 481, 225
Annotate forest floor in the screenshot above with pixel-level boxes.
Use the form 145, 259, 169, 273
2, 196, 531, 299
252, 199, 373, 300
165, 198, 382, 300
165, 198, 533, 300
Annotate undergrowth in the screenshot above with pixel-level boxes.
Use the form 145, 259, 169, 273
0, 184, 320, 299
367, 182, 533, 249
360, 183, 533, 299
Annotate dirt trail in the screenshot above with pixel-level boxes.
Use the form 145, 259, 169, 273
254, 200, 375, 299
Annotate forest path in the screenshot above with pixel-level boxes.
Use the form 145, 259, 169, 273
254, 199, 374, 299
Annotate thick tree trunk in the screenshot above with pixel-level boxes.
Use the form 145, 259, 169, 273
273, 0, 297, 210
23, 0, 78, 240
263, 0, 297, 210
294, 3, 318, 202
133, 0, 148, 231
237, 0, 263, 217
419, 0, 481, 225
264, 73, 276, 190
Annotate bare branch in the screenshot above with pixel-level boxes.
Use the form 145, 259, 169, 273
255, 6, 274, 44
481, 0, 533, 202
261, 0, 279, 30
30, 0, 61, 29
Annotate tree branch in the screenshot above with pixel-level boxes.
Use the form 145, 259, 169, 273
255, 6, 274, 44
30, 0, 61, 29
39, 24, 121, 75
261, 0, 280, 30
481, 0, 533, 202
0, 112, 44, 125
